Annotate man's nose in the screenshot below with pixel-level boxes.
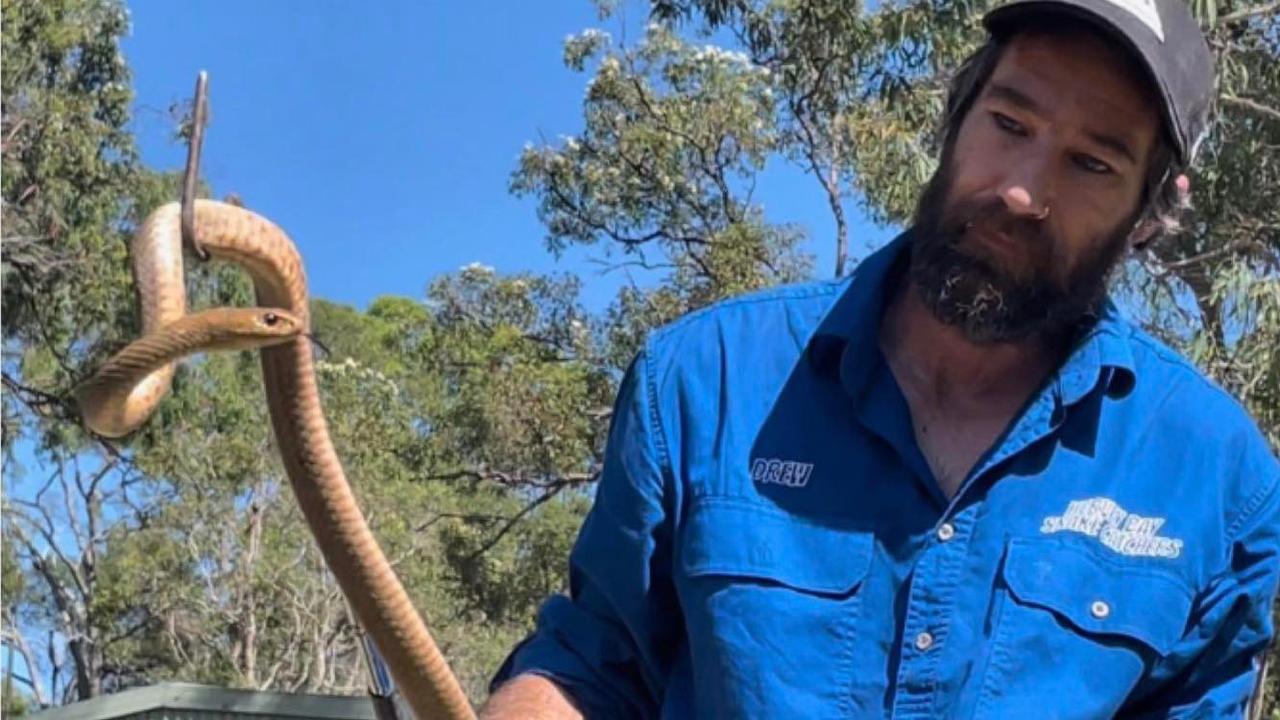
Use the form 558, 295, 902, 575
997, 160, 1052, 220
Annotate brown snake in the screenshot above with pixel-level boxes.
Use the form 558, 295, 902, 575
76, 199, 475, 720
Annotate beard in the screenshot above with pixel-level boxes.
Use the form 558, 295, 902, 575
908, 157, 1136, 347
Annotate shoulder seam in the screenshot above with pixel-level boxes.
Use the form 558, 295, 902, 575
650, 280, 845, 343
1126, 330, 1254, 411
1226, 470, 1280, 542
638, 342, 674, 486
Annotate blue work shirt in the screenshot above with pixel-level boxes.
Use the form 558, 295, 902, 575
491, 230, 1280, 718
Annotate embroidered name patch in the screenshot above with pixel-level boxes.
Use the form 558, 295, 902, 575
750, 458, 814, 488
1040, 497, 1183, 559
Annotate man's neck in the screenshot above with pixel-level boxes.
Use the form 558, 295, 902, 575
878, 279, 1057, 413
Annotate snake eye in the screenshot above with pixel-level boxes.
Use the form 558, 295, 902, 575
263, 312, 279, 326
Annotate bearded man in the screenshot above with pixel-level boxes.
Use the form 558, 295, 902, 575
481, 0, 1280, 716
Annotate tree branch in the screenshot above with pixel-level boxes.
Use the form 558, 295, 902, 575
1222, 94, 1280, 122
58, 463, 85, 558
791, 95, 848, 277
1217, 0, 1280, 24
464, 475, 596, 561
102, 615, 152, 648
1148, 240, 1227, 348
414, 511, 510, 533
545, 179, 709, 251
1, 372, 67, 417
586, 255, 679, 274
9, 503, 90, 605
423, 467, 597, 490
1, 616, 48, 707
1149, 238, 1264, 272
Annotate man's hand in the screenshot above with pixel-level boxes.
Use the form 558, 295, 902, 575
479, 673, 584, 720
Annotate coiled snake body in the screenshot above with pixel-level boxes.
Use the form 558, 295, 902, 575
77, 200, 475, 720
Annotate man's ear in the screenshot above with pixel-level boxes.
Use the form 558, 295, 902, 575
1131, 174, 1191, 251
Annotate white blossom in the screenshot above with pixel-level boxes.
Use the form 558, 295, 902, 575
462, 261, 495, 274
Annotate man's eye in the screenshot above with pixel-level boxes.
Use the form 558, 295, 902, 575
992, 112, 1026, 136
1074, 154, 1113, 175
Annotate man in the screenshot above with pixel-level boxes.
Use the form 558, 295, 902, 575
482, 0, 1280, 716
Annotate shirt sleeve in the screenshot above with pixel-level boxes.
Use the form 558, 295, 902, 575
1126, 469, 1280, 719
489, 348, 680, 719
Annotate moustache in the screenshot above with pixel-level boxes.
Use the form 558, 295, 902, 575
944, 196, 1052, 249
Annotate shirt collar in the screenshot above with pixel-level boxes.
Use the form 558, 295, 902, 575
1054, 298, 1136, 405
807, 228, 1138, 408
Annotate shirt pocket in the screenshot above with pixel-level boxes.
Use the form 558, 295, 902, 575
974, 535, 1194, 719
677, 498, 874, 717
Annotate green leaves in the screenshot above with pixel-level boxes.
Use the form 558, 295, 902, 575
2, 0, 140, 351
513, 21, 808, 313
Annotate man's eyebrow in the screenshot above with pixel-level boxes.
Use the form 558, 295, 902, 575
1083, 129, 1139, 166
986, 82, 1042, 114
985, 81, 1139, 165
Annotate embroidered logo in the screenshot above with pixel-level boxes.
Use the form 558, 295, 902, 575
750, 458, 814, 488
1040, 497, 1183, 559
1098, 0, 1165, 40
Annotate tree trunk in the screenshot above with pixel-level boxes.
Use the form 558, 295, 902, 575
69, 637, 100, 700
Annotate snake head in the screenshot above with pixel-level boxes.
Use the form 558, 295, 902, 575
245, 308, 305, 347
192, 307, 305, 351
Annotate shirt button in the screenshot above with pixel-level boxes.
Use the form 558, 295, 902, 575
937, 523, 955, 542
914, 631, 934, 651
1090, 600, 1111, 619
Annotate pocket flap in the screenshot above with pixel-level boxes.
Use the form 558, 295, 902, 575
681, 499, 874, 595
1002, 536, 1194, 655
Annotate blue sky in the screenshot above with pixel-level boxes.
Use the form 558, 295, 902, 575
119, 0, 897, 315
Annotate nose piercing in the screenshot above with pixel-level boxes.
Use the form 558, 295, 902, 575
1032, 204, 1051, 221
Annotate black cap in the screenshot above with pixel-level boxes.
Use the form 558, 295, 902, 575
984, 0, 1215, 166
